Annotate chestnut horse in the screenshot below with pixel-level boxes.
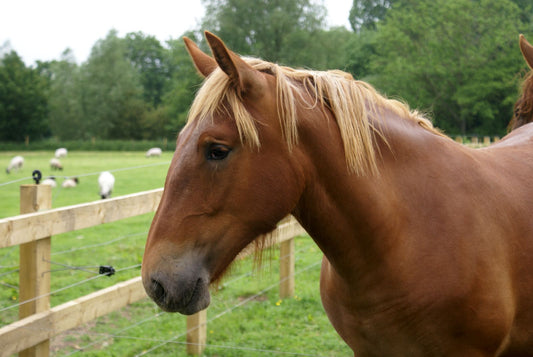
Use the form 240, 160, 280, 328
142, 32, 533, 356
508, 34, 533, 132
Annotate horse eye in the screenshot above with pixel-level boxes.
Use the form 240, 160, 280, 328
206, 144, 231, 161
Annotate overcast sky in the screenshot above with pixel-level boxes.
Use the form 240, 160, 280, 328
0, 0, 352, 66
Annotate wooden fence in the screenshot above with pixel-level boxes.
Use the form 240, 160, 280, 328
0, 185, 305, 357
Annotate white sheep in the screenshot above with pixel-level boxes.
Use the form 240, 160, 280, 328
41, 177, 57, 188
55, 148, 68, 158
50, 158, 63, 170
6, 155, 24, 174
62, 177, 78, 188
98, 171, 115, 199
145, 147, 162, 157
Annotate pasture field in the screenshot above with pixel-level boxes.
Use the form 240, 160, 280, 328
0, 151, 173, 218
0, 151, 350, 356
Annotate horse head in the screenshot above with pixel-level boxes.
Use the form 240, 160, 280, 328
141, 32, 306, 314
509, 34, 533, 132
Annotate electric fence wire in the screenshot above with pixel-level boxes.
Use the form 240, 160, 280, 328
49, 160, 169, 202
133, 260, 322, 357
123, 336, 330, 357
0, 230, 149, 293
60, 312, 167, 357
0, 225, 319, 355
51, 231, 148, 256
0, 160, 171, 188
0, 236, 306, 308
0, 176, 34, 187
53, 160, 171, 182
0, 267, 20, 279
61, 246, 315, 356
0, 264, 142, 314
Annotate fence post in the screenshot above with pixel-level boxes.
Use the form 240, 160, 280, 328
186, 309, 207, 355
279, 238, 295, 299
19, 184, 52, 357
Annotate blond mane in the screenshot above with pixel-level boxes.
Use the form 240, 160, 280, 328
187, 57, 442, 176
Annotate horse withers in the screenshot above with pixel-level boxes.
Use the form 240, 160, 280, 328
142, 32, 533, 356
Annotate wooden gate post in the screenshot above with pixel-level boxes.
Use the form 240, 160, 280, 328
19, 184, 52, 357
186, 309, 207, 355
279, 238, 295, 299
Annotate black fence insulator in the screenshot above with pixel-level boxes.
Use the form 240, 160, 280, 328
32, 170, 42, 184
99, 265, 115, 277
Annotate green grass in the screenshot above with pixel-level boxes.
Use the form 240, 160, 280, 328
0, 151, 351, 356
0, 151, 172, 218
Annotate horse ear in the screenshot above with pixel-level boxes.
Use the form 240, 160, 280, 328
183, 36, 218, 77
204, 31, 264, 96
519, 34, 533, 70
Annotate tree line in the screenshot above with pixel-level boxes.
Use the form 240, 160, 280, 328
1, 0, 532, 144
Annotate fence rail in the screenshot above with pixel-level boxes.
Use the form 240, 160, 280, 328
0, 188, 164, 248
0, 184, 305, 357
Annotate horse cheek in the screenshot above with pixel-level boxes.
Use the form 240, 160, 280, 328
254, 163, 300, 224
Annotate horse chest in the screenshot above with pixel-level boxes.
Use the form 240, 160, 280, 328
320, 289, 450, 356
319, 254, 515, 356
321, 288, 502, 356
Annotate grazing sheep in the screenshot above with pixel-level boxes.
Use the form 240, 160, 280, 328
62, 177, 78, 188
41, 177, 57, 188
145, 147, 162, 157
98, 171, 115, 199
55, 148, 68, 158
6, 155, 24, 174
50, 158, 63, 170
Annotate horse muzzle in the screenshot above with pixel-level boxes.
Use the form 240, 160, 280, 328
142, 259, 211, 315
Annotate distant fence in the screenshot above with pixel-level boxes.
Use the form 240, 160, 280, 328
0, 185, 305, 357
454, 135, 501, 146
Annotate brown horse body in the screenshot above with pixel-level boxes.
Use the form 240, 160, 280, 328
142, 32, 533, 356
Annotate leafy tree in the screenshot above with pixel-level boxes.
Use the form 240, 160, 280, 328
162, 33, 204, 135
349, 0, 394, 32
371, 0, 524, 135
344, 29, 378, 78
162, 1, 339, 136
0, 41, 12, 59
82, 30, 146, 139
125, 32, 171, 108
200, 0, 326, 64
510, 0, 533, 25
46, 50, 86, 140
0, 51, 49, 141
281, 26, 354, 70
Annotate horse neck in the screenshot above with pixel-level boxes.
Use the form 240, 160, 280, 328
292, 105, 441, 280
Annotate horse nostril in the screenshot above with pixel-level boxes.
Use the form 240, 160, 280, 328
151, 278, 166, 302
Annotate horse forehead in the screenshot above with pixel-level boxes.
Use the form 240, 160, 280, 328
174, 118, 239, 163
197, 114, 241, 140
175, 123, 197, 151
